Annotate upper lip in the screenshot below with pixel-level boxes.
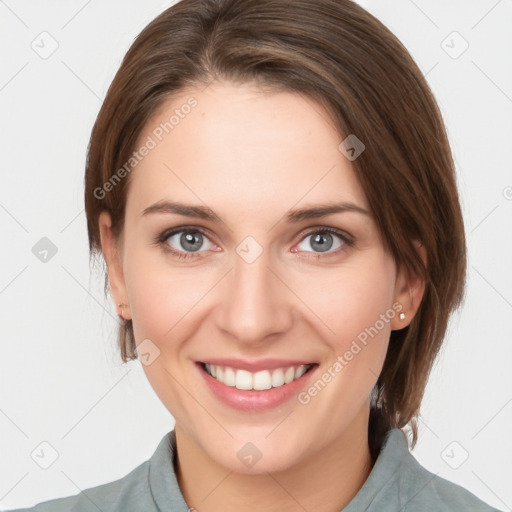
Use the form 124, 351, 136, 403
198, 358, 317, 372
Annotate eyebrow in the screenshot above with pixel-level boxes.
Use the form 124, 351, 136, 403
141, 200, 370, 223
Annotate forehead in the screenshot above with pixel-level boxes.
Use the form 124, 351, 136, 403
126, 81, 369, 218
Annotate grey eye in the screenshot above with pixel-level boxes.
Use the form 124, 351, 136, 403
297, 231, 344, 253
165, 230, 215, 253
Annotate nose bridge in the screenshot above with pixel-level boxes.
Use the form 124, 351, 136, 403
216, 237, 293, 343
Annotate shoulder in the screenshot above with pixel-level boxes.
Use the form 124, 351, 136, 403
378, 429, 502, 512
4, 430, 189, 512
344, 428, 503, 512
400, 450, 499, 510
3, 460, 152, 512
4, 430, 192, 512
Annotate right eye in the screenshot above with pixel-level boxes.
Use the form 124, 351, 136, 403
156, 227, 220, 260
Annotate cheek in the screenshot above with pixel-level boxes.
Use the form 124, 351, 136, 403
298, 264, 395, 417
296, 256, 395, 401
123, 247, 208, 421
122, 243, 195, 344
296, 257, 396, 348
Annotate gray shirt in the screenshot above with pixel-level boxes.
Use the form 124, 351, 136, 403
5, 428, 501, 511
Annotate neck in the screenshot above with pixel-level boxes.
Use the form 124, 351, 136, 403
174, 410, 374, 512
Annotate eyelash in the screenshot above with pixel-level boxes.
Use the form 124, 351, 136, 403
154, 226, 355, 260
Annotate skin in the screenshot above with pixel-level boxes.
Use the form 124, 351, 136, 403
99, 81, 426, 512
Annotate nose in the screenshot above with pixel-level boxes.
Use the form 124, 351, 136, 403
215, 244, 295, 346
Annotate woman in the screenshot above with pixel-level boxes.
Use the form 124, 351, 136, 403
7, 0, 502, 510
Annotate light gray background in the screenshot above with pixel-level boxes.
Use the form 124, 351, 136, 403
0, 0, 511, 510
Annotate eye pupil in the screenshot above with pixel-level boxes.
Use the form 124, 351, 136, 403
311, 233, 333, 253
181, 231, 203, 252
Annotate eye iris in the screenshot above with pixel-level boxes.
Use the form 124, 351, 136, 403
311, 232, 333, 252
181, 231, 203, 252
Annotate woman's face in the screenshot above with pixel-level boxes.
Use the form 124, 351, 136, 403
100, 81, 418, 473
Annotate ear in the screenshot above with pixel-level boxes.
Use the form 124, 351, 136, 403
98, 211, 131, 320
390, 240, 427, 330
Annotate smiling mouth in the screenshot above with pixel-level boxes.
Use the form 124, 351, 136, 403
200, 362, 317, 391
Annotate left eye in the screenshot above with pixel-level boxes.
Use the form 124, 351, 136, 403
294, 229, 348, 255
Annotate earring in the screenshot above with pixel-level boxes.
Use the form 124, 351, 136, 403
399, 312, 406, 320
117, 303, 128, 320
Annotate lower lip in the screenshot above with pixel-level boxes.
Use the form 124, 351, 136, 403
197, 363, 317, 412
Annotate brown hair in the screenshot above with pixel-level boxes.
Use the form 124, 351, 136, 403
84, 0, 466, 459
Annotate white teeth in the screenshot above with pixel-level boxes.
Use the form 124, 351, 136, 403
235, 369, 253, 390
224, 367, 236, 387
253, 370, 272, 390
204, 363, 312, 390
295, 365, 307, 379
271, 368, 285, 387
284, 367, 295, 384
